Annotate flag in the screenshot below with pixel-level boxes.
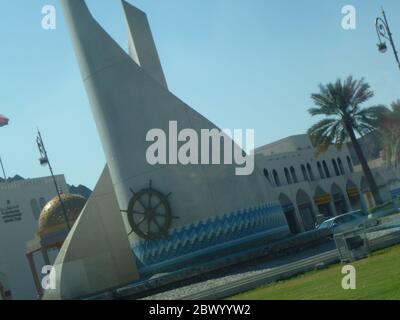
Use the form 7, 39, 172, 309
0, 115, 9, 127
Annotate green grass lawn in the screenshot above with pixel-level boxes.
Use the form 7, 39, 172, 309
230, 244, 400, 300
380, 212, 400, 224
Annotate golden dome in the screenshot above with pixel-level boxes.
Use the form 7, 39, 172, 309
38, 194, 87, 237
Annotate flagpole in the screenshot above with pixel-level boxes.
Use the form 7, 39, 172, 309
0, 115, 9, 181
0, 156, 6, 180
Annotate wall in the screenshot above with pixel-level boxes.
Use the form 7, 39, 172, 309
0, 175, 68, 300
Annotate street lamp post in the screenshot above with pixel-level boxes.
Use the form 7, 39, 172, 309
375, 7, 400, 70
36, 129, 71, 230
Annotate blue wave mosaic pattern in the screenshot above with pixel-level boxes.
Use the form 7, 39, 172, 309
132, 202, 286, 266
391, 188, 400, 199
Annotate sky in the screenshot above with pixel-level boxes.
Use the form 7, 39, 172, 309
0, 0, 399, 189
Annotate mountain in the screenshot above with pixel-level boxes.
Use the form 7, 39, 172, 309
347, 131, 384, 165
0, 175, 25, 183
68, 184, 92, 199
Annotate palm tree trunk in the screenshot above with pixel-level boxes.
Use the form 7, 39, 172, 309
344, 118, 383, 205
393, 140, 400, 169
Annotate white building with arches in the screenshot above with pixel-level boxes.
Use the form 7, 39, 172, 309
255, 134, 393, 233
0, 175, 68, 299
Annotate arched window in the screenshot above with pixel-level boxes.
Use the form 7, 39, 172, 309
273, 170, 281, 187
307, 163, 315, 181
263, 169, 270, 182
31, 199, 40, 220
347, 156, 354, 173
290, 167, 298, 183
317, 161, 325, 179
322, 161, 331, 178
332, 159, 340, 176
337, 158, 345, 175
301, 165, 308, 181
39, 197, 47, 210
284, 168, 292, 184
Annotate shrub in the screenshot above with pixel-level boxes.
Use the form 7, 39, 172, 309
369, 201, 394, 214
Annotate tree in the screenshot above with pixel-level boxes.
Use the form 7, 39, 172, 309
380, 100, 400, 170
307, 76, 387, 205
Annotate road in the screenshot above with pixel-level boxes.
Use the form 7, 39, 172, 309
139, 219, 400, 300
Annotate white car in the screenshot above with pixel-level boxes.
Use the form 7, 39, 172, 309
317, 213, 366, 235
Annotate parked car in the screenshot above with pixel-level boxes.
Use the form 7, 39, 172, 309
317, 212, 368, 235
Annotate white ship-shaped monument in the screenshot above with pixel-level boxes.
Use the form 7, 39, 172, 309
45, 0, 290, 299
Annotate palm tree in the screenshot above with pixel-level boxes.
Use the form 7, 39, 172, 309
307, 76, 387, 205
380, 100, 400, 170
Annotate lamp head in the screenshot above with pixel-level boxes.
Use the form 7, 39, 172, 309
378, 42, 388, 54
39, 157, 49, 166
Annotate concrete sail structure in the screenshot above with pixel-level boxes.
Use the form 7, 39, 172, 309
46, 0, 289, 299
122, 1, 168, 89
